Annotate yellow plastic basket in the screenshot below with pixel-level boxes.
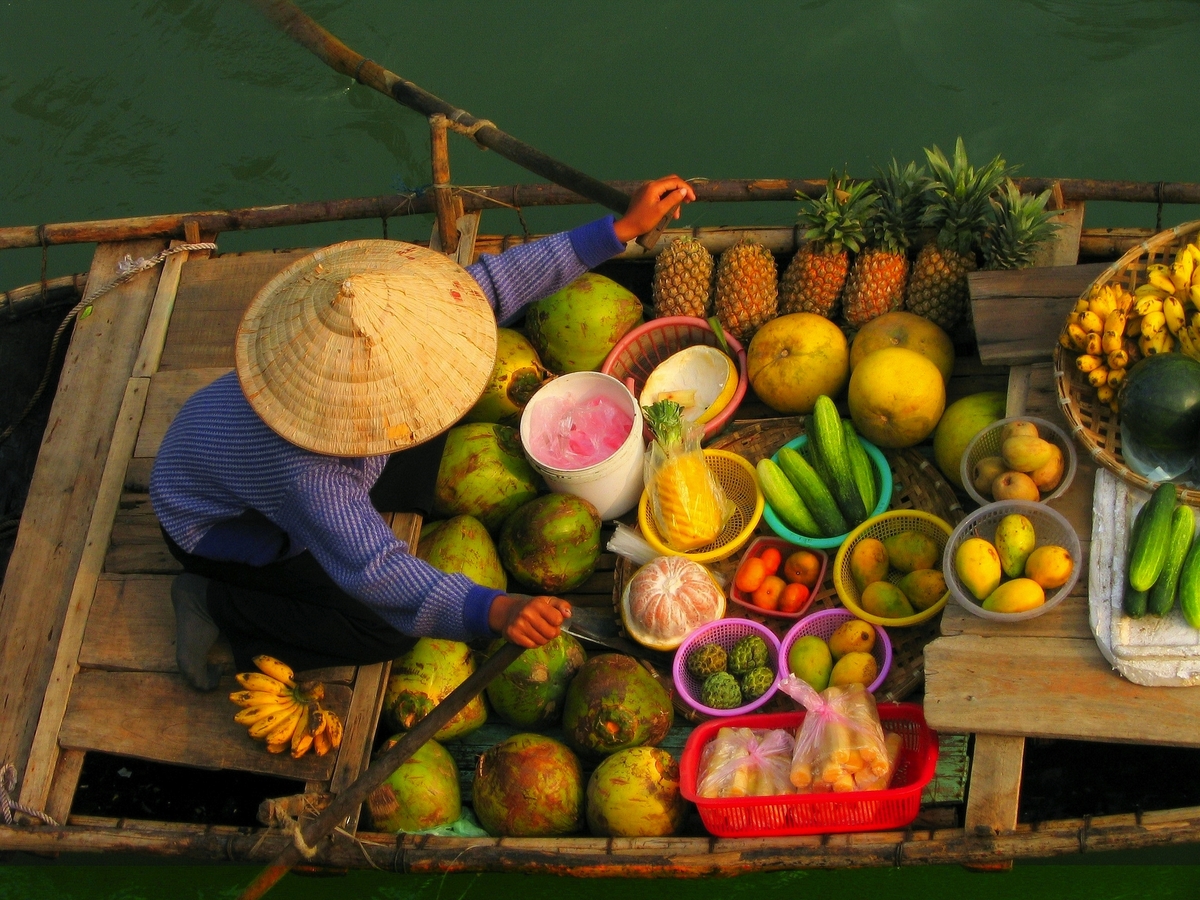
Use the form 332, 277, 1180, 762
638, 449, 763, 564
832, 509, 954, 627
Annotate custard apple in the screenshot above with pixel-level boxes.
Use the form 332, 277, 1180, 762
686, 643, 727, 679
740, 666, 775, 701
701, 671, 743, 709
728, 635, 769, 675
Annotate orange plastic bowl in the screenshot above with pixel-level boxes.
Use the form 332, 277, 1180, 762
601, 316, 748, 442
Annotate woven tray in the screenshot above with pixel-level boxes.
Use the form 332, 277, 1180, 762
612, 417, 965, 711
1054, 218, 1200, 505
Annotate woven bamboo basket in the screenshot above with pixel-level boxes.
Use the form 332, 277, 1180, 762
612, 417, 964, 708
1054, 219, 1200, 504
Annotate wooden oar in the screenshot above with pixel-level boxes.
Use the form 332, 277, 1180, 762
235, 639, 525, 900
249, 0, 631, 216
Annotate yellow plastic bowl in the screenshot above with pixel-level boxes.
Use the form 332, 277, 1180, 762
832, 509, 954, 627
638, 449, 763, 564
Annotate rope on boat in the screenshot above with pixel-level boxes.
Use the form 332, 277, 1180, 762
0, 763, 58, 827
0, 241, 216, 448
445, 111, 496, 149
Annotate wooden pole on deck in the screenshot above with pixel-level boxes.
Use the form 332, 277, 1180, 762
429, 115, 460, 256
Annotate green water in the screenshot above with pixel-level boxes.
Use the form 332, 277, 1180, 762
3, 0, 1200, 895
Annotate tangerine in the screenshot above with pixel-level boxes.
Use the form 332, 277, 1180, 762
783, 549, 823, 587
751, 575, 786, 611
759, 547, 782, 576
735, 557, 767, 593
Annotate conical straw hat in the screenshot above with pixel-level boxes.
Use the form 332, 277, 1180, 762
235, 239, 497, 456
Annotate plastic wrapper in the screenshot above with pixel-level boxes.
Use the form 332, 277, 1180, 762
696, 726, 796, 798
527, 393, 634, 470
644, 417, 734, 551
777, 675, 896, 794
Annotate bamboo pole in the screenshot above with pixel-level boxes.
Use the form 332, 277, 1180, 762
428, 115, 460, 256
249, 0, 630, 216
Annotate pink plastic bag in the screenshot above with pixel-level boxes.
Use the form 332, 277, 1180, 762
696, 726, 795, 798
527, 393, 633, 469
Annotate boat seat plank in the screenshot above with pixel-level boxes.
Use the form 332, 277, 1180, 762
968, 262, 1104, 366
158, 250, 310, 371
133, 367, 230, 458
58, 670, 349, 780
963, 732, 1025, 871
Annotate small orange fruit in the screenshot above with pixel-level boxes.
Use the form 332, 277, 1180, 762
779, 581, 810, 614
759, 546, 782, 576
783, 549, 823, 587
751, 575, 786, 611
735, 557, 768, 593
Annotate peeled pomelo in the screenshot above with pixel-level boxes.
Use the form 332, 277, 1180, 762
639, 345, 737, 425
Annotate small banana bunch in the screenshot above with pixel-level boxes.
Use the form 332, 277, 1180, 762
229, 655, 344, 759
1060, 238, 1200, 412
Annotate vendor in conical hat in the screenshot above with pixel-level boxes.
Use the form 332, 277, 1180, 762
151, 175, 694, 690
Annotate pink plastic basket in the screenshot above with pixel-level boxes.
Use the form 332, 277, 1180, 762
600, 316, 748, 442
672, 618, 781, 717
678, 705, 938, 837
778, 608, 892, 694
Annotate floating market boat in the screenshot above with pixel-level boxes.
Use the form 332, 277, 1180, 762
1, 169, 1200, 877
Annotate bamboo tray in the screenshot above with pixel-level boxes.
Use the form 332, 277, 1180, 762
612, 417, 965, 707
1054, 218, 1200, 504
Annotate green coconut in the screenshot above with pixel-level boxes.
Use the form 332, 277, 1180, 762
382, 639, 487, 741
416, 515, 507, 591
463, 327, 554, 425
523, 273, 644, 374
561, 653, 674, 759
473, 733, 585, 837
586, 746, 686, 837
365, 737, 461, 834
498, 494, 602, 593
433, 423, 543, 533
484, 632, 587, 729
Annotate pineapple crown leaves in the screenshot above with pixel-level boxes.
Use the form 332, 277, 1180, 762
866, 159, 931, 254
641, 399, 686, 449
920, 137, 1012, 256
980, 179, 1062, 270
796, 171, 878, 255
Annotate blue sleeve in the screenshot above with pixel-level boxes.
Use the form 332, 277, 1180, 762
466, 217, 626, 325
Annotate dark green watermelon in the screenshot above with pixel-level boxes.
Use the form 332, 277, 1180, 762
1119, 354, 1200, 476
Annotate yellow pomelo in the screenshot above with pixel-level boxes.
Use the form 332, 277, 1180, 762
848, 347, 946, 448
932, 391, 1007, 489
640, 345, 738, 426
849, 311, 956, 384
747, 313, 850, 414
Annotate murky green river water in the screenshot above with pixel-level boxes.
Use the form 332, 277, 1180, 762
2, 0, 1200, 895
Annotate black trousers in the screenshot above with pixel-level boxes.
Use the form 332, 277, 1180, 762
164, 435, 446, 673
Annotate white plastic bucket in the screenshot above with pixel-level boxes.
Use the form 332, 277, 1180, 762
519, 371, 646, 520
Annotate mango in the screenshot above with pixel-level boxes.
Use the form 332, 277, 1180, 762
897, 568, 947, 611
994, 513, 1036, 578
881, 530, 940, 573
1028, 444, 1065, 492
954, 537, 1002, 601
1001, 435, 1056, 473
849, 538, 889, 592
991, 470, 1041, 502
860, 581, 916, 619
829, 651, 879, 688
787, 635, 833, 692
981, 577, 1046, 614
827, 619, 876, 660
1024, 544, 1074, 590
971, 456, 1008, 496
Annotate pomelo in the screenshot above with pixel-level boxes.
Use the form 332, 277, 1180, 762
848, 347, 945, 448
747, 313, 850, 414
849, 311, 956, 383
932, 391, 1007, 489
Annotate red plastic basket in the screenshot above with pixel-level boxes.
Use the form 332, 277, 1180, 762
678, 705, 938, 837
600, 316, 748, 442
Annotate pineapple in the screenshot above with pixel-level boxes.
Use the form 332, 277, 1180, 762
779, 173, 876, 319
981, 179, 1060, 270
842, 160, 928, 328
652, 235, 714, 318
905, 137, 1009, 332
713, 239, 777, 342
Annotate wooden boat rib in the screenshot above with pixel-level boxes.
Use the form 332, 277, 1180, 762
1, 180, 1199, 873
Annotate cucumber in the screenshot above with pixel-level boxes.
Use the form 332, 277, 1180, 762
1177, 521, 1200, 629
777, 446, 848, 537
1123, 499, 1151, 618
756, 458, 822, 537
811, 396, 868, 526
800, 417, 834, 486
1148, 504, 1196, 617
841, 419, 878, 515
1128, 482, 1178, 593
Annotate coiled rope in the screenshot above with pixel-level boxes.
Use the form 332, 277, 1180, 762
0, 763, 58, 827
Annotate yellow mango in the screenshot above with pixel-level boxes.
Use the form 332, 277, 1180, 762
787, 635, 833, 692
881, 530, 940, 573
829, 651, 879, 688
849, 538, 889, 592
1024, 544, 1075, 590
827, 619, 876, 660
994, 513, 1037, 579
954, 537, 1002, 601
1000, 435, 1056, 473
981, 578, 1046, 614
860, 581, 916, 619
897, 568, 947, 611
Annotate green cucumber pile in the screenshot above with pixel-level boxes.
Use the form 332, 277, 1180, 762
757, 395, 879, 539
1124, 482, 1200, 628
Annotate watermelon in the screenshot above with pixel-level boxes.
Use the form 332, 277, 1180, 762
1119, 354, 1200, 481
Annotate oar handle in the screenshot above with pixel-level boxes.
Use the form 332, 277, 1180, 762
635, 201, 683, 250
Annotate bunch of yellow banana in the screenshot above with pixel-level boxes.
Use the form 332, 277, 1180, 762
228, 655, 344, 759
1060, 238, 1200, 412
